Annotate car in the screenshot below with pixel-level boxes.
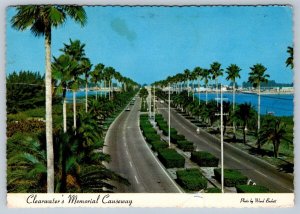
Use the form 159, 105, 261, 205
132, 98, 136, 101
160, 100, 164, 103
126, 107, 130, 111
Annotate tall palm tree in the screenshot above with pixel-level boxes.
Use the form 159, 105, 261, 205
210, 62, 223, 103
193, 67, 203, 105
183, 69, 191, 97
201, 68, 211, 104
226, 64, 241, 138
285, 46, 294, 69
11, 6, 86, 193
248, 63, 269, 132
90, 63, 105, 99
81, 58, 92, 113
52, 54, 77, 133
61, 39, 87, 129
190, 69, 198, 101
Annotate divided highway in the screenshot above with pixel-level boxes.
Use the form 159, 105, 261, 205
157, 100, 294, 193
104, 97, 181, 193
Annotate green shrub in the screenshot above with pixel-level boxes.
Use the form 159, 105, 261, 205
205, 187, 221, 193
176, 168, 207, 191
141, 127, 156, 134
161, 127, 177, 136
157, 148, 185, 168
143, 133, 161, 143
177, 140, 194, 152
236, 185, 270, 193
214, 168, 248, 187
170, 134, 186, 144
191, 151, 219, 167
151, 141, 168, 152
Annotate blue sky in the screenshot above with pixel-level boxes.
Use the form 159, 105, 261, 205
6, 6, 293, 85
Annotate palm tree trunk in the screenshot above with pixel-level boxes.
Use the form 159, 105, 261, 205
215, 79, 218, 104
45, 29, 54, 193
233, 81, 236, 138
206, 83, 208, 105
63, 96, 67, 133
243, 124, 246, 144
258, 83, 261, 131
198, 78, 200, 105
187, 80, 190, 97
73, 89, 76, 129
192, 80, 194, 101
85, 81, 88, 113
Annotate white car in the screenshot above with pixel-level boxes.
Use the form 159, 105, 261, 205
160, 100, 164, 104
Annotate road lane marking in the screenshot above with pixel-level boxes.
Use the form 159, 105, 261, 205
134, 176, 139, 184
129, 161, 133, 168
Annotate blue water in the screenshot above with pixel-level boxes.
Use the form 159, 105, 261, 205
65, 91, 107, 99
194, 93, 294, 116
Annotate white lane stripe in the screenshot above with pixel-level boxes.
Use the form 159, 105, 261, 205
129, 161, 133, 168
135, 176, 139, 184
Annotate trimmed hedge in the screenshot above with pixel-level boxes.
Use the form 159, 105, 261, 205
214, 168, 248, 187
161, 127, 177, 136
143, 132, 161, 143
205, 187, 222, 193
170, 133, 186, 144
151, 141, 169, 152
191, 151, 219, 167
236, 185, 270, 193
157, 148, 185, 168
176, 168, 207, 191
177, 140, 194, 152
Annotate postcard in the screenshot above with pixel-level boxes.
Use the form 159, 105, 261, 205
5, 4, 294, 208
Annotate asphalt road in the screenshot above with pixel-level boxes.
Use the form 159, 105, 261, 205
104, 97, 182, 193
157, 100, 294, 193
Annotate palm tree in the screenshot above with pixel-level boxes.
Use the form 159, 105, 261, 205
81, 58, 92, 113
259, 117, 287, 158
193, 67, 203, 105
52, 54, 77, 133
234, 103, 255, 144
190, 69, 198, 101
11, 6, 86, 193
183, 69, 191, 96
248, 64, 269, 132
61, 39, 87, 129
285, 46, 293, 69
201, 69, 211, 104
210, 62, 223, 103
226, 64, 241, 138
90, 63, 105, 99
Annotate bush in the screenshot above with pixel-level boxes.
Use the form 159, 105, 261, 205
170, 134, 186, 144
191, 151, 219, 167
205, 187, 221, 193
236, 185, 270, 193
176, 168, 207, 191
141, 127, 156, 134
214, 168, 248, 187
157, 148, 185, 168
151, 141, 168, 152
143, 133, 161, 143
177, 140, 194, 152
161, 127, 177, 136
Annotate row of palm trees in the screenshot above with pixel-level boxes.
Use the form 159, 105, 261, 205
153, 62, 270, 136
52, 38, 138, 133
11, 5, 138, 193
